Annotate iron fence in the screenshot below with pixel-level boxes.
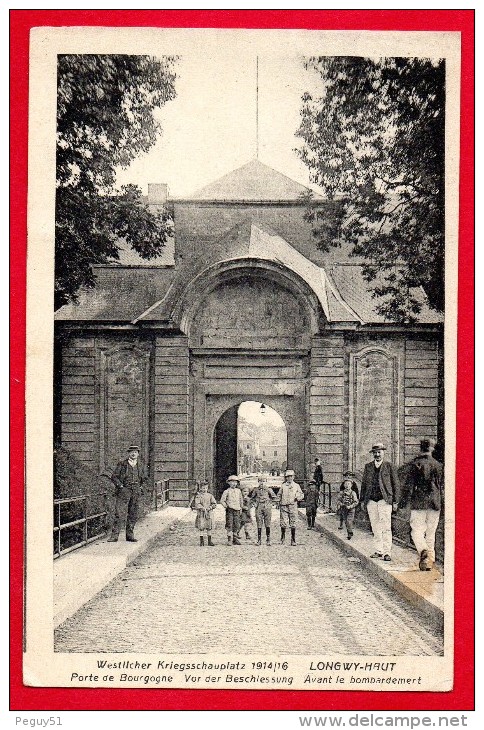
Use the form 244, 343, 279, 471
317, 481, 334, 511
152, 479, 170, 510
53, 494, 107, 559
167, 479, 200, 506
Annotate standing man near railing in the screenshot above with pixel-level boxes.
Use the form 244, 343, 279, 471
313, 457, 324, 497
108, 445, 148, 543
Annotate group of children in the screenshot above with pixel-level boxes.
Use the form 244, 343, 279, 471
192, 469, 360, 547
192, 475, 279, 547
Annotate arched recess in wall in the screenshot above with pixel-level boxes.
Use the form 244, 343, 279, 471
98, 344, 151, 473
348, 347, 401, 473
172, 258, 323, 345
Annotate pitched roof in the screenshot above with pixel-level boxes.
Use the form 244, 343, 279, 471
55, 222, 442, 327
135, 222, 360, 325
115, 238, 175, 266
55, 267, 177, 321
330, 264, 443, 324
189, 159, 323, 201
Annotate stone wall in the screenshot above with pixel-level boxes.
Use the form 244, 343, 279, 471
309, 335, 345, 485
59, 335, 97, 470
153, 335, 190, 485
58, 332, 154, 523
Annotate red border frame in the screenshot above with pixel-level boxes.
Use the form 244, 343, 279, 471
10, 9, 474, 711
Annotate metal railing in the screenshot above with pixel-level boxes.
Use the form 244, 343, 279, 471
318, 481, 333, 511
152, 479, 170, 510
53, 494, 107, 559
167, 479, 200, 506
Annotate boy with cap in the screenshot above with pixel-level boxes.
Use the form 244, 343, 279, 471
337, 475, 359, 540
338, 471, 360, 529
303, 480, 320, 529
360, 443, 400, 561
400, 439, 443, 570
251, 475, 278, 545
108, 445, 148, 542
279, 469, 304, 545
220, 475, 244, 545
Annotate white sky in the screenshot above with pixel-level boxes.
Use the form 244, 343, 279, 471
238, 401, 285, 429
115, 55, 323, 198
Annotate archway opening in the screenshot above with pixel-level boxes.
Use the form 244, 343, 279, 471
212, 400, 288, 499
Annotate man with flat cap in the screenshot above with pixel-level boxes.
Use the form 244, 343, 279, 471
279, 469, 304, 545
400, 439, 443, 571
108, 445, 148, 543
360, 443, 400, 562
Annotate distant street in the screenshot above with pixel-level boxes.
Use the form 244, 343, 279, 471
55, 508, 443, 656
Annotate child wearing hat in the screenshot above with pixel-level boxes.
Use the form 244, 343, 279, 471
338, 472, 360, 529
303, 480, 320, 529
278, 469, 304, 545
337, 475, 359, 540
238, 486, 253, 541
251, 475, 278, 545
220, 475, 244, 545
192, 481, 217, 546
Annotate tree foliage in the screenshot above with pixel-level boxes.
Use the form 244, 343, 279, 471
296, 57, 445, 322
55, 54, 177, 309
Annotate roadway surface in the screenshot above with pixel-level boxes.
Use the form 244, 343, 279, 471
55, 507, 444, 656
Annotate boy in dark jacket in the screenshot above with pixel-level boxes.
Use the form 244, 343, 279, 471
303, 480, 319, 529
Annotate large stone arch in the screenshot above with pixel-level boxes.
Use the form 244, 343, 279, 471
172, 258, 323, 338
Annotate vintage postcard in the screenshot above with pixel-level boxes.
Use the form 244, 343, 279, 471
21, 22, 464, 699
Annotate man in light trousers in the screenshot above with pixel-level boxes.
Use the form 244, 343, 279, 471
400, 439, 443, 570
361, 443, 400, 562
279, 469, 304, 546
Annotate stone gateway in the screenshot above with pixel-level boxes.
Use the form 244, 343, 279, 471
54, 160, 443, 505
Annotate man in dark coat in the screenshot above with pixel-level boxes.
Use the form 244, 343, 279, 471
313, 458, 324, 489
400, 439, 443, 571
108, 445, 148, 543
360, 442, 400, 562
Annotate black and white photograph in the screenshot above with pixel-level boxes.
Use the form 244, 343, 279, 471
24, 27, 460, 691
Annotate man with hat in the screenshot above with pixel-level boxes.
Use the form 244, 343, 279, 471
108, 445, 148, 542
313, 458, 324, 491
220, 475, 244, 545
400, 439, 443, 571
278, 469, 304, 545
360, 443, 400, 561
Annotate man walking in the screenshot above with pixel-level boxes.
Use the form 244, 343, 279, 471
279, 469, 304, 546
361, 443, 400, 562
400, 439, 443, 571
108, 445, 147, 543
